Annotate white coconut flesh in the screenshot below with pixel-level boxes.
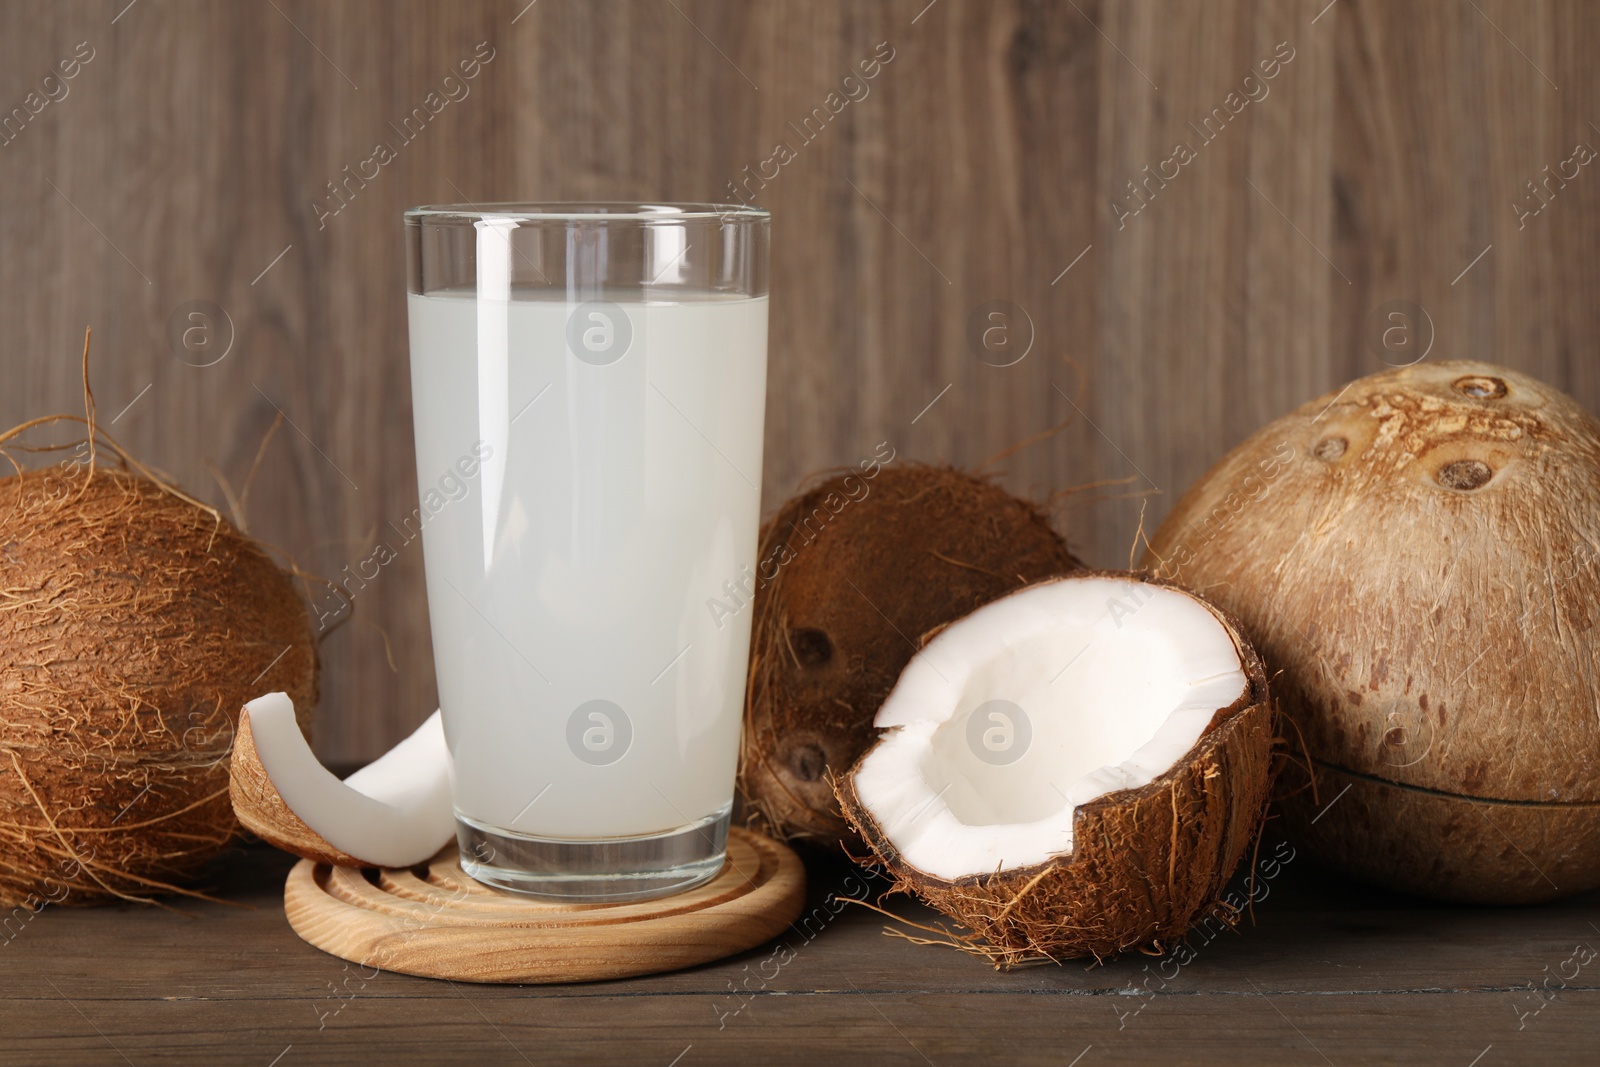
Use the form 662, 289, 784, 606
244, 693, 455, 868
851, 577, 1248, 882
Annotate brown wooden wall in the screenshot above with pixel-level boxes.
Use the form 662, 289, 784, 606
3, 1, 1595, 763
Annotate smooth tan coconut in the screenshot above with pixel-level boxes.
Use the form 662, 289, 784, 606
837, 572, 1274, 964
1144, 361, 1600, 903
0, 464, 317, 906
739, 463, 1080, 846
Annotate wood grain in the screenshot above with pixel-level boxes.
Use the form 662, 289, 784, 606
1, 1, 1597, 765
2, 842, 1598, 1064
281, 829, 807, 984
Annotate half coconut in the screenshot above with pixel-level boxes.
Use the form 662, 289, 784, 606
837, 572, 1273, 963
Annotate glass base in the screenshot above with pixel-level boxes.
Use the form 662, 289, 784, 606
456, 805, 731, 903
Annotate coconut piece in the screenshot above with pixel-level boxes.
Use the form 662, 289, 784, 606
1143, 361, 1600, 903
740, 464, 1080, 847
230, 694, 453, 869
0, 467, 317, 908
837, 572, 1274, 963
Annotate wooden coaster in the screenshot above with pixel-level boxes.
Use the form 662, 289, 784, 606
283, 827, 806, 984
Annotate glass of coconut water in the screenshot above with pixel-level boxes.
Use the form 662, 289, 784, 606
404, 203, 769, 901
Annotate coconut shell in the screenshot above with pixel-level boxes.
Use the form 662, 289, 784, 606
836, 573, 1275, 963
1143, 361, 1600, 903
0, 467, 317, 906
739, 464, 1080, 846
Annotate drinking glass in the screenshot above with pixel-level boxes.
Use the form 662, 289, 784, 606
404, 203, 769, 901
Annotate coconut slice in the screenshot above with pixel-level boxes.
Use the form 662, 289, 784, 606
230, 693, 454, 869
837, 572, 1274, 963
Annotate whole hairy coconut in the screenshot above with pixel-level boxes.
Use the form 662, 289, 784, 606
0, 460, 316, 907
1145, 361, 1600, 903
739, 462, 1080, 846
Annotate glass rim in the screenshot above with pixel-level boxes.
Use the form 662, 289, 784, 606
404, 201, 769, 223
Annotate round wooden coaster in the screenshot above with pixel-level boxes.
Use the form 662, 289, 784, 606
283, 827, 806, 984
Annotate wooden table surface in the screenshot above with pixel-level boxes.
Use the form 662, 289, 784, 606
3, 839, 1597, 1066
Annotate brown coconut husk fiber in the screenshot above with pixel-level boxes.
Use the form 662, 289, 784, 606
0, 332, 317, 908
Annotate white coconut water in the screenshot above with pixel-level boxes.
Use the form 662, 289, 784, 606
406, 289, 768, 838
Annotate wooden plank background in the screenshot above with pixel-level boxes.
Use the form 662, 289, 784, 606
2, 0, 1595, 764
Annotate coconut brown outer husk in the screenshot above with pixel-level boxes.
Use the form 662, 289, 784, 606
739, 464, 1080, 846
836, 574, 1275, 964
1143, 361, 1600, 903
0, 468, 317, 907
